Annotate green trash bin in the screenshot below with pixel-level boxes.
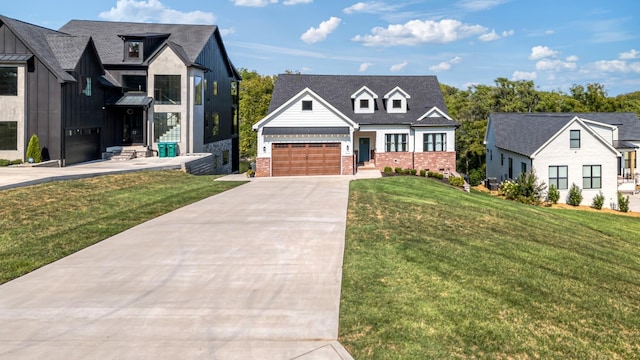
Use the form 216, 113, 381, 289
157, 143, 167, 158
167, 142, 177, 157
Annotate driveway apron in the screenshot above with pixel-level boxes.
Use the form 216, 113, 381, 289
0, 176, 354, 359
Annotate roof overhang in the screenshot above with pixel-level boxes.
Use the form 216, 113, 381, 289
0, 54, 34, 63
262, 127, 350, 136
613, 140, 639, 151
106, 92, 153, 107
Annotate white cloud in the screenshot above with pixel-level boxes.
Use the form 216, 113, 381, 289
529, 45, 558, 60
99, 0, 215, 24
221, 27, 236, 37
593, 60, 640, 73
300, 17, 342, 44
359, 62, 374, 72
457, 0, 510, 11
283, 0, 312, 4
429, 56, 463, 72
535, 59, 577, 71
544, 29, 555, 35
478, 29, 513, 42
566, 55, 579, 62
231, 0, 278, 7
620, 49, 639, 60
390, 61, 408, 72
343, 1, 401, 14
511, 71, 537, 81
352, 19, 487, 47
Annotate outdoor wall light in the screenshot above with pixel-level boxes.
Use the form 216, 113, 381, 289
346, 144, 349, 151
263, 146, 266, 153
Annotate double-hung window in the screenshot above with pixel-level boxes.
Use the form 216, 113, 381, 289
385, 134, 407, 152
583, 165, 601, 189
423, 133, 446, 152
570, 130, 580, 148
549, 165, 568, 189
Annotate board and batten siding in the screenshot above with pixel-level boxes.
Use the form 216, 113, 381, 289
534, 121, 619, 208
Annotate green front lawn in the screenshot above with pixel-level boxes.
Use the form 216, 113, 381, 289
0, 171, 245, 284
340, 176, 640, 359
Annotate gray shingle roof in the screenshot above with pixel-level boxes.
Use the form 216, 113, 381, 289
490, 112, 640, 157
0, 15, 76, 82
59, 20, 216, 66
46, 34, 91, 70
268, 74, 456, 126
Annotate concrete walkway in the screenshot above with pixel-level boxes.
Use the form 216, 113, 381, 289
0, 176, 354, 359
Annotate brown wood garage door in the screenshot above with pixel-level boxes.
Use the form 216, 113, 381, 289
272, 143, 341, 176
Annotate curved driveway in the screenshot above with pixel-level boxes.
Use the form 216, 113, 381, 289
0, 176, 354, 359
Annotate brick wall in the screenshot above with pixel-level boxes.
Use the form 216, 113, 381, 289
255, 157, 270, 177
375, 151, 456, 172
342, 155, 355, 175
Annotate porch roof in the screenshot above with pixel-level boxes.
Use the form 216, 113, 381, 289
106, 92, 153, 107
613, 140, 639, 150
262, 127, 350, 135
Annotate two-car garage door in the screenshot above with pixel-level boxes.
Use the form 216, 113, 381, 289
272, 143, 341, 176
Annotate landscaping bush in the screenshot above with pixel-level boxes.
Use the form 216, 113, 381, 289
499, 171, 546, 205
547, 184, 560, 204
403, 168, 412, 175
394, 167, 402, 174
448, 176, 464, 187
383, 166, 393, 173
618, 191, 630, 213
26, 134, 42, 163
410, 169, 417, 176
419, 169, 426, 177
591, 191, 605, 210
10, 159, 22, 165
468, 168, 484, 186
0, 159, 9, 167
427, 171, 444, 179
567, 183, 583, 206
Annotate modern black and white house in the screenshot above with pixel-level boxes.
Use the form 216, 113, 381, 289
0, 15, 240, 171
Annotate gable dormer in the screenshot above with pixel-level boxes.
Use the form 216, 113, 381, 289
351, 86, 378, 114
119, 33, 170, 63
384, 86, 411, 114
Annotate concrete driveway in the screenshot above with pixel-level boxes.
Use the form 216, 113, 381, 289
0, 176, 354, 359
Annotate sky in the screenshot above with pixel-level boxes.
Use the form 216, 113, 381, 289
3, 0, 640, 96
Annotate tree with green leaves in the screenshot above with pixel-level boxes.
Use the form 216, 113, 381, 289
238, 69, 276, 158
26, 134, 42, 163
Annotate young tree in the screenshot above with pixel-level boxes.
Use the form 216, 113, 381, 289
26, 134, 42, 163
238, 69, 276, 158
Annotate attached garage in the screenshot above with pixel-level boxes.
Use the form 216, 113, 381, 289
272, 143, 341, 176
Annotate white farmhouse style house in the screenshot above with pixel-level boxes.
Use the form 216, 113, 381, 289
484, 112, 640, 208
252, 74, 458, 177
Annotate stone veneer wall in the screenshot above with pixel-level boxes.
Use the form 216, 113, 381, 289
255, 157, 270, 177
342, 155, 355, 175
375, 152, 456, 172
202, 139, 233, 174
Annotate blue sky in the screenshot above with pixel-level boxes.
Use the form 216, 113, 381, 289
4, 0, 640, 95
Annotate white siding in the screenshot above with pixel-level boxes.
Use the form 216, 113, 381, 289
265, 94, 352, 127
534, 122, 619, 208
385, 90, 408, 114
358, 125, 411, 152
0, 65, 25, 161
414, 127, 455, 152
353, 92, 376, 114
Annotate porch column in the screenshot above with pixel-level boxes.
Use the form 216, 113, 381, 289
631, 150, 636, 179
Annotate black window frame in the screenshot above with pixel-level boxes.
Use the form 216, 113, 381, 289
521, 162, 527, 175
302, 100, 313, 111
385, 133, 407, 152
0, 121, 18, 150
570, 129, 581, 149
583, 165, 602, 189
360, 99, 369, 109
0, 67, 18, 96
154, 75, 181, 105
549, 165, 568, 190
423, 133, 447, 152
508, 157, 513, 179
392, 99, 402, 109
122, 74, 147, 92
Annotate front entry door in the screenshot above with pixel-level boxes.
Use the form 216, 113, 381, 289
122, 108, 144, 145
358, 138, 370, 162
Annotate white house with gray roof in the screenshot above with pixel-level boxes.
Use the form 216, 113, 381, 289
252, 74, 459, 177
485, 112, 640, 208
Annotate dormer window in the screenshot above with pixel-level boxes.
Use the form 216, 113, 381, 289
384, 86, 410, 114
351, 86, 377, 114
128, 41, 140, 58
360, 99, 369, 109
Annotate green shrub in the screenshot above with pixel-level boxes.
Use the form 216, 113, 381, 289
500, 180, 519, 200
0, 159, 9, 167
567, 183, 583, 206
402, 168, 412, 175
26, 134, 42, 163
468, 168, 484, 186
618, 191, 630, 213
383, 166, 393, 173
499, 171, 547, 205
419, 169, 426, 177
10, 159, 22, 165
591, 191, 605, 210
410, 169, 417, 176
394, 167, 402, 174
547, 184, 560, 204
449, 176, 464, 187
